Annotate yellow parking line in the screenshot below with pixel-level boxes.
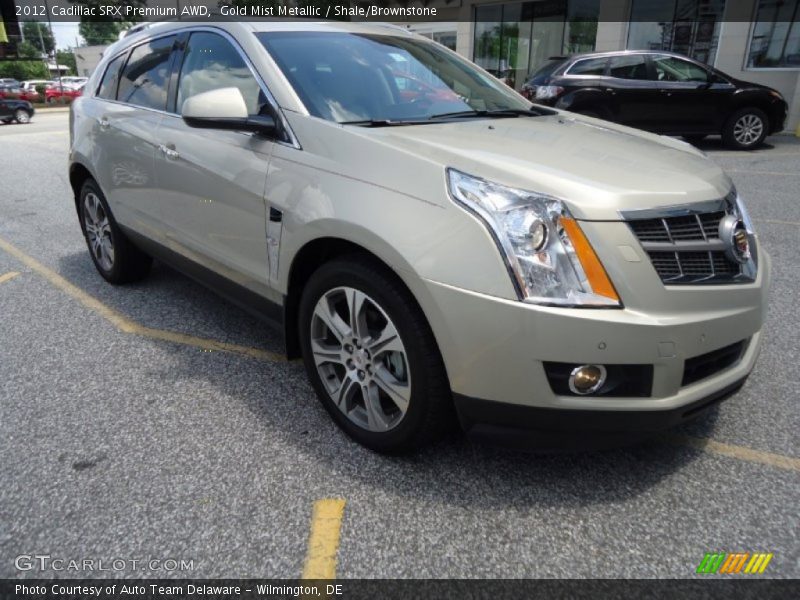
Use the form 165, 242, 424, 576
0, 235, 285, 363
0, 271, 20, 284
302, 498, 346, 580
664, 434, 800, 472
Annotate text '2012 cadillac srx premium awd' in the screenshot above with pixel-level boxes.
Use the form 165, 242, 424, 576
69, 21, 770, 453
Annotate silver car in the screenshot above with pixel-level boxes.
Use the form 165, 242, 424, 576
69, 22, 770, 453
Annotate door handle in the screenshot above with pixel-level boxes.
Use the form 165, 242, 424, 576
98, 117, 110, 131
604, 88, 616, 95
158, 144, 180, 160
659, 90, 673, 96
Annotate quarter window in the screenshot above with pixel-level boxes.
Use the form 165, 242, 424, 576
96, 53, 126, 100
566, 57, 608, 76
653, 56, 709, 82
117, 36, 176, 111
608, 55, 650, 80
177, 32, 265, 116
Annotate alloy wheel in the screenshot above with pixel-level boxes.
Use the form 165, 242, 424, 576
310, 286, 411, 432
83, 192, 114, 271
733, 114, 763, 146
14, 110, 29, 124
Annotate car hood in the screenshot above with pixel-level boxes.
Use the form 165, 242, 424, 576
365, 113, 733, 221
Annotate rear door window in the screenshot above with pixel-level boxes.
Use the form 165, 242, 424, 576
608, 55, 652, 80
117, 36, 177, 111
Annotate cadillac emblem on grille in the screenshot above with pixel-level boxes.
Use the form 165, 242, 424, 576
621, 195, 757, 285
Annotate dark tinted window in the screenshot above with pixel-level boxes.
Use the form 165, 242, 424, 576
177, 32, 265, 115
566, 57, 608, 76
527, 58, 566, 84
118, 36, 176, 111
96, 53, 126, 100
653, 56, 709, 82
608, 55, 650, 80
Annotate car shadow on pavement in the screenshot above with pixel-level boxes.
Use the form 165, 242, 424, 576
54, 249, 723, 510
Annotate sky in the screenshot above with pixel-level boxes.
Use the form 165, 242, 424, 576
51, 22, 83, 50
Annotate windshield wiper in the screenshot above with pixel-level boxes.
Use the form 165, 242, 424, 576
428, 108, 548, 120
339, 119, 429, 127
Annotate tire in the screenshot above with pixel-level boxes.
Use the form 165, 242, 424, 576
683, 134, 707, 144
14, 109, 30, 124
78, 179, 152, 284
298, 257, 453, 454
722, 107, 769, 150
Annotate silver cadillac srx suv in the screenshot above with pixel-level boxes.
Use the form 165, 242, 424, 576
69, 21, 770, 453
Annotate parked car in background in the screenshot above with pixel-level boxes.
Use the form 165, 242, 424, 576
0, 83, 39, 102
521, 50, 788, 150
0, 78, 21, 88
53, 76, 89, 90
0, 98, 34, 124
46, 84, 84, 103
22, 80, 50, 91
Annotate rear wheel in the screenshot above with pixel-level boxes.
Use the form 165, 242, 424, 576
79, 179, 152, 284
14, 109, 30, 124
298, 257, 452, 454
723, 108, 768, 150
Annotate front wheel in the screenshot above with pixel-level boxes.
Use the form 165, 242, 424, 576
723, 108, 768, 150
298, 257, 453, 454
14, 109, 30, 124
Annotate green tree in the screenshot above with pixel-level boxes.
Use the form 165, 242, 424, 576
56, 50, 78, 76
22, 22, 55, 56
17, 41, 42, 59
0, 61, 50, 81
71, 0, 146, 45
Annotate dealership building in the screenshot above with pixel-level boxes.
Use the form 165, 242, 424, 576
412, 0, 800, 132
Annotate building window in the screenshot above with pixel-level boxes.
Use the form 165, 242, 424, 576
748, 0, 800, 68
473, 0, 599, 90
627, 0, 727, 65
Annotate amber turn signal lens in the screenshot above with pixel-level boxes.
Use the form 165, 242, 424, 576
559, 217, 620, 303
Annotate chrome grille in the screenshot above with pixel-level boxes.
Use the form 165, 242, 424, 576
623, 199, 755, 285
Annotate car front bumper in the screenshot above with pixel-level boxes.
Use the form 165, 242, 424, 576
419, 245, 770, 447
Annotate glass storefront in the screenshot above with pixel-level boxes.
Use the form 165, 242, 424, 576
748, 0, 800, 68
626, 0, 727, 65
473, 0, 599, 90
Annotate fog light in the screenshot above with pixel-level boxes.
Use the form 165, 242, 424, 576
568, 365, 607, 395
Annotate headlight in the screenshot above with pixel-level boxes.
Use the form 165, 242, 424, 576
535, 85, 564, 100
447, 169, 620, 307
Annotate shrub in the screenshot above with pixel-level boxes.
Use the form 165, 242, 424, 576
0, 61, 50, 82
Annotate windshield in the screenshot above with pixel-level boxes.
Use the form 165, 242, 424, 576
257, 31, 532, 124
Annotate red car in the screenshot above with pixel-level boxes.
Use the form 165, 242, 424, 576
0, 85, 39, 102
45, 85, 83, 103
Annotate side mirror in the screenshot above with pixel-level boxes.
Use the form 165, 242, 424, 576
182, 87, 277, 136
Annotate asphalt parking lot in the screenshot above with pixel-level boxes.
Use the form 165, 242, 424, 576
0, 111, 798, 579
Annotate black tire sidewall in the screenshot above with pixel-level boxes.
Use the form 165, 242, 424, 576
298, 259, 441, 452
724, 108, 768, 150
79, 180, 123, 282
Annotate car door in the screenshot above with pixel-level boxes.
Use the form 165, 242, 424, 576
0, 100, 11, 120
651, 55, 727, 134
602, 54, 661, 130
152, 30, 279, 296
88, 36, 177, 236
